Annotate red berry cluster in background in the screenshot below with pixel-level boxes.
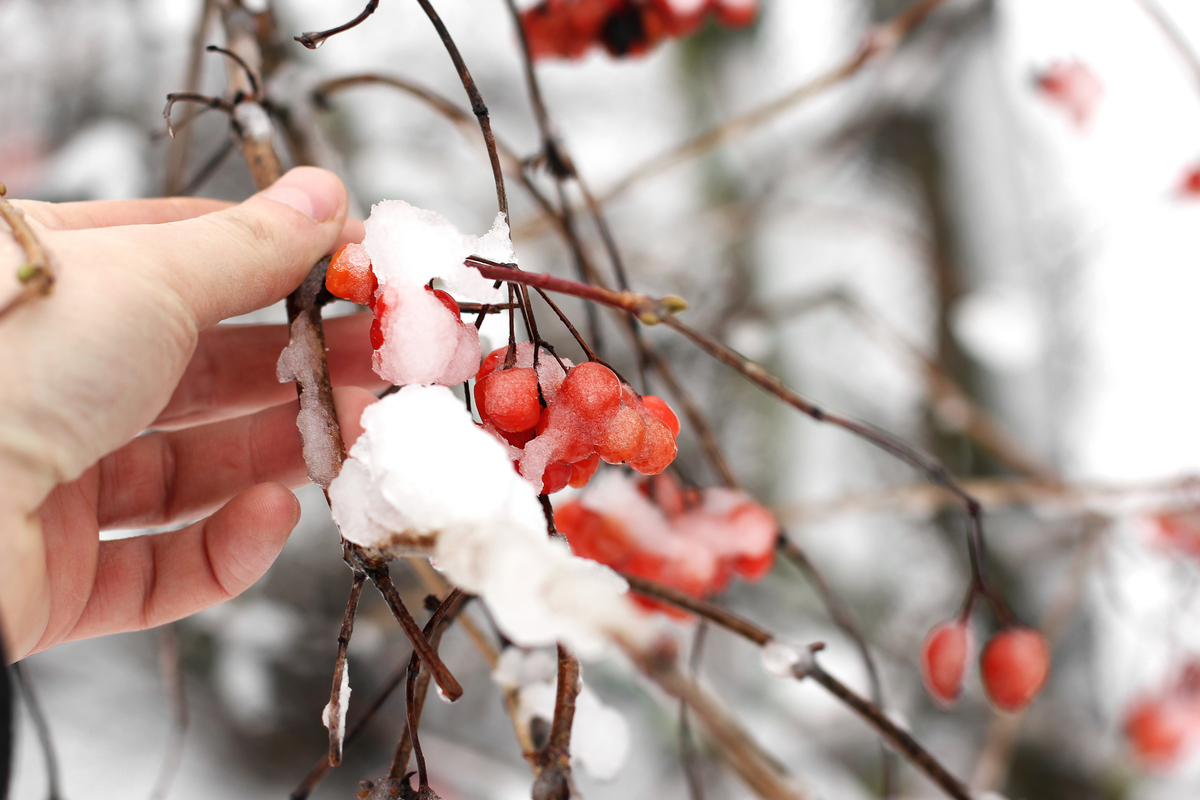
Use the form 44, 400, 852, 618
521, 0, 757, 60
326, 243, 469, 351
1034, 59, 1104, 132
919, 621, 1050, 713
555, 472, 777, 619
476, 344, 679, 493
1148, 509, 1200, 560
1124, 660, 1200, 769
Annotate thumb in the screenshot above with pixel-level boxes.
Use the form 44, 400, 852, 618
150, 166, 349, 327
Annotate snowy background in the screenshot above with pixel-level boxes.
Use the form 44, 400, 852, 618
5, 0, 1200, 798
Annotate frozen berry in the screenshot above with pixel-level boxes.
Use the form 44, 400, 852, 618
568, 453, 601, 489
640, 394, 680, 437
980, 627, 1050, 712
628, 416, 677, 475
477, 367, 541, 433
594, 404, 646, 463
920, 620, 971, 707
559, 362, 622, 418
540, 460, 573, 495
326, 243, 376, 305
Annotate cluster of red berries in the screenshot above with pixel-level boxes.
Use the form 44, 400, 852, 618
476, 344, 679, 494
1148, 509, 1200, 560
556, 473, 777, 619
1034, 59, 1103, 132
521, 0, 757, 60
920, 619, 1050, 712
1123, 660, 1200, 769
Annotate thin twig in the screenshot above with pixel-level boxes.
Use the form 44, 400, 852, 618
1135, 0, 1200, 93
204, 45, 260, 100
390, 589, 468, 780
11, 663, 63, 800
147, 624, 188, 800
466, 256, 687, 322
410, 0, 508, 219
680, 624, 709, 800
530, 645, 581, 800
180, 138, 237, 197
620, 574, 972, 800
659, 314, 1012, 624
162, 93, 237, 139
366, 565, 463, 702
164, 0, 215, 195
326, 569, 367, 766
0, 187, 55, 322
294, 0, 380, 50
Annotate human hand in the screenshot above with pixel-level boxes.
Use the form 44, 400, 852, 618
0, 167, 380, 661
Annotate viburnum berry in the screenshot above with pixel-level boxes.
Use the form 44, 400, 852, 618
559, 361, 622, 418
476, 367, 542, 433
325, 242, 376, 305
569, 453, 602, 489
640, 394, 680, 436
979, 627, 1051, 712
628, 416, 677, 475
1124, 698, 1195, 768
920, 620, 972, 707
594, 404, 647, 464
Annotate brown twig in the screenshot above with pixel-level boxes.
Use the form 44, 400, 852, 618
465, 256, 687, 322
626, 643, 808, 800
163, 0, 216, 195
0, 186, 55, 322
366, 565, 463, 702
391, 589, 467, 786
325, 569, 366, 767
409, 0, 508, 220
530, 645, 581, 800
659, 313, 1012, 624
294, 0, 380, 50
1135, 0, 1200, 93
620, 574, 972, 800
162, 93, 238, 139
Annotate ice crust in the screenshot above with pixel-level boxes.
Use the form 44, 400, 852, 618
276, 314, 341, 488
328, 386, 654, 658
320, 665, 351, 746
492, 648, 631, 781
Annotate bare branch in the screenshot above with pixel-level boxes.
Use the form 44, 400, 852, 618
621, 574, 972, 800
147, 624, 188, 800
0, 188, 55, 322
294, 0, 380, 50
163, 0, 216, 195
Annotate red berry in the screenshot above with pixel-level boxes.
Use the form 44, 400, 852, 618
326, 243, 376, 305
1125, 698, 1194, 767
540, 460, 573, 495
980, 627, 1050, 712
559, 362, 622, 419
535, 404, 594, 464
427, 286, 460, 317
568, 453, 601, 489
920, 620, 971, 707
478, 346, 509, 381
369, 290, 392, 350
477, 367, 542, 433
594, 404, 647, 463
640, 395, 680, 437
627, 416, 677, 475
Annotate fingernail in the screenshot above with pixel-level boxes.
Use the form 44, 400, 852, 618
259, 167, 343, 223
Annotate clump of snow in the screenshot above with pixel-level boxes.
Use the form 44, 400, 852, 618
321, 666, 351, 745
359, 200, 512, 386
373, 281, 482, 386
493, 648, 631, 781
328, 385, 656, 658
